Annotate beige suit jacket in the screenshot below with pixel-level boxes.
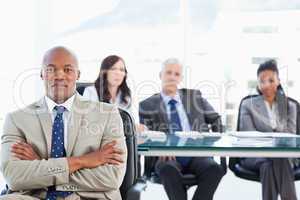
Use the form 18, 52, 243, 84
0, 94, 127, 200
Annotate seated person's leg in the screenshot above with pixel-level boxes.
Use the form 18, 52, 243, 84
272, 158, 297, 200
242, 158, 278, 200
186, 157, 224, 200
155, 159, 186, 200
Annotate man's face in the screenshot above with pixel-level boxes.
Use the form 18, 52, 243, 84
160, 63, 182, 93
41, 49, 80, 103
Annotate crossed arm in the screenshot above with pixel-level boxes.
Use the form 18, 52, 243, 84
1, 107, 127, 192
11, 140, 123, 172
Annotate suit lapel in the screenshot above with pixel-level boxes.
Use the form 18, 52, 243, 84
276, 93, 288, 129
156, 94, 169, 132
35, 98, 52, 157
67, 94, 84, 156
179, 89, 192, 128
35, 94, 85, 157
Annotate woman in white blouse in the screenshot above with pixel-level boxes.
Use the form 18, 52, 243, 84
83, 55, 132, 110
83, 55, 146, 134
239, 59, 298, 200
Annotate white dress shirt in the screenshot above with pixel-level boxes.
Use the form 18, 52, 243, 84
44, 94, 75, 149
82, 85, 139, 122
264, 100, 278, 130
83, 85, 131, 109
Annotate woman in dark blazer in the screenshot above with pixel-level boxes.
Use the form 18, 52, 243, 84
239, 59, 298, 200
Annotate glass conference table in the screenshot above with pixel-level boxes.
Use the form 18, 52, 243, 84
137, 131, 300, 158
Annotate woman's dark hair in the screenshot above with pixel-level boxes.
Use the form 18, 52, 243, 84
256, 59, 283, 95
94, 55, 131, 105
257, 59, 279, 77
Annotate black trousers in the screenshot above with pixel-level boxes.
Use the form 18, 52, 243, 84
155, 157, 224, 200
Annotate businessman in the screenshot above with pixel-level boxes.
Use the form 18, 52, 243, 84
0, 46, 127, 200
139, 58, 225, 200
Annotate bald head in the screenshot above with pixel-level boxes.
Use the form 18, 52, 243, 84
41, 46, 80, 104
42, 46, 78, 68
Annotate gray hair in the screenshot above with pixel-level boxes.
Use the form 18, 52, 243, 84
161, 58, 182, 72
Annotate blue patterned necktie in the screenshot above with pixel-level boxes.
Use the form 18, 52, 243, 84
46, 106, 72, 200
168, 99, 191, 167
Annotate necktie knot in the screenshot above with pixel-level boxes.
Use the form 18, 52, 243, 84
168, 99, 177, 106
54, 106, 65, 114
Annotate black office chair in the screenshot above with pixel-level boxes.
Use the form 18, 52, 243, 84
118, 108, 146, 199
143, 114, 227, 188
76, 82, 93, 96
76, 82, 146, 200
229, 95, 300, 182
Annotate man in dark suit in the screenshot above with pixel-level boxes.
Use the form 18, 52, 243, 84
139, 58, 225, 200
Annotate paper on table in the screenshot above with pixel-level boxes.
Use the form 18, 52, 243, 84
229, 131, 299, 138
232, 137, 275, 147
175, 131, 203, 139
201, 132, 222, 137
140, 130, 167, 142
263, 132, 300, 137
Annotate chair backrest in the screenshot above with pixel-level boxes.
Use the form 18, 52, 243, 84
76, 82, 93, 95
118, 109, 139, 199
288, 97, 300, 135
75, 82, 139, 199
235, 95, 259, 132
229, 95, 300, 181
228, 95, 260, 181
284, 97, 300, 181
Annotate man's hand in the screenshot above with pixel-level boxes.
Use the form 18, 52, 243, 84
11, 142, 41, 160
67, 140, 124, 173
135, 123, 147, 133
82, 140, 124, 168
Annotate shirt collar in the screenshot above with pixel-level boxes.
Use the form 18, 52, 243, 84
109, 91, 122, 104
45, 94, 75, 113
263, 99, 277, 111
161, 90, 182, 105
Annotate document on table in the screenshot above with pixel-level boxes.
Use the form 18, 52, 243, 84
140, 131, 167, 142
228, 131, 299, 138
175, 131, 204, 139
201, 132, 222, 137
231, 137, 275, 147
